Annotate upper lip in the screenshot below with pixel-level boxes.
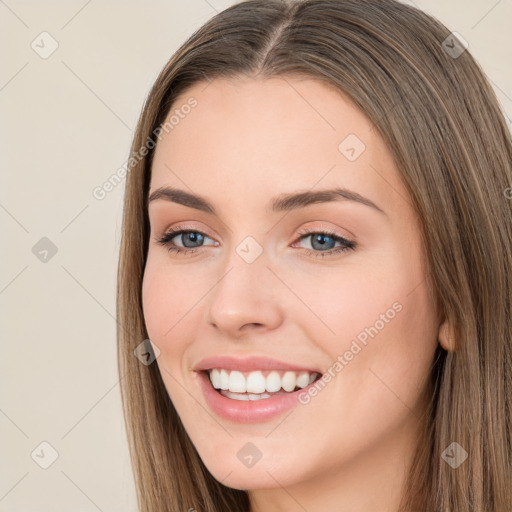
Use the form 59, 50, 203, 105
194, 355, 321, 373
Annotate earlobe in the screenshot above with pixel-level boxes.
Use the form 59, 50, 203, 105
438, 319, 456, 352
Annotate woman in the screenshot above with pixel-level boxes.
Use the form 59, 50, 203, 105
116, 1, 512, 510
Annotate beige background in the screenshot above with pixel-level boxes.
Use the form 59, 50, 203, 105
1, 1, 510, 510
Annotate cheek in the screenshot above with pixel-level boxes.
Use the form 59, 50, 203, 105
283, 259, 406, 347
141, 264, 167, 341
325, 263, 438, 419
141, 258, 196, 345
141, 261, 199, 403
142, 249, 201, 322
293, 245, 437, 389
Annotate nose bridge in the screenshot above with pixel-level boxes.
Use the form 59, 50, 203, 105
204, 235, 283, 333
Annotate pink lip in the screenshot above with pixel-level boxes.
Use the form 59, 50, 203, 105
194, 355, 320, 373
196, 370, 319, 424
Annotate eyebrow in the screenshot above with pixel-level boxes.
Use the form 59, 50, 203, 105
147, 186, 386, 216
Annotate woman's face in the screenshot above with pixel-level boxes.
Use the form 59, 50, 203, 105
142, 76, 441, 499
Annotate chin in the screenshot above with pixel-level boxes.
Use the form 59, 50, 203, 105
197, 448, 307, 490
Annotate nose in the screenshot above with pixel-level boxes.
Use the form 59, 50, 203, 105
204, 252, 284, 337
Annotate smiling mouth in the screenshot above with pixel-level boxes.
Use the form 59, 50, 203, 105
204, 368, 322, 401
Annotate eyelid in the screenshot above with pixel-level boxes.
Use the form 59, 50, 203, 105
296, 220, 356, 240
159, 222, 217, 241
158, 222, 354, 243
295, 223, 354, 241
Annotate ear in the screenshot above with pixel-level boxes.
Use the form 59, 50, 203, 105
438, 317, 456, 352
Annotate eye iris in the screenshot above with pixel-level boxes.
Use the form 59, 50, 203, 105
182, 232, 204, 248
311, 234, 335, 251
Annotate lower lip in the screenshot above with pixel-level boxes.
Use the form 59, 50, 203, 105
197, 371, 314, 424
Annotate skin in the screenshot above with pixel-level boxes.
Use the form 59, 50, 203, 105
142, 76, 450, 512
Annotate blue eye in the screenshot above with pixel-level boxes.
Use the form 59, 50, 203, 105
156, 229, 217, 255
156, 227, 356, 258
293, 229, 356, 258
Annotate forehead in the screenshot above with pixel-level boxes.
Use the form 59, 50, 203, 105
149, 76, 406, 217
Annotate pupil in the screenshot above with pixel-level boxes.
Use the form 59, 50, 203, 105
312, 234, 334, 251
184, 232, 203, 247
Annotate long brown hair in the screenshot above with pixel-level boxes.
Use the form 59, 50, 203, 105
116, 1, 512, 510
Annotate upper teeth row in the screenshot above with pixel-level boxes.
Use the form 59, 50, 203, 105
208, 369, 319, 394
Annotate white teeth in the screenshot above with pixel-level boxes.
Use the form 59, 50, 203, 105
219, 369, 229, 390
210, 369, 221, 389
208, 368, 319, 395
221, 390, 272, 401
266, 371, 281, 392
246, 371, 266, 393
249, 393, 271, 400
296, 372, 310, 388
228, 371, 246, 393
282, 371, 296, 392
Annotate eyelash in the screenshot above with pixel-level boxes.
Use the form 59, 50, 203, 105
156, 225, 356, 259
